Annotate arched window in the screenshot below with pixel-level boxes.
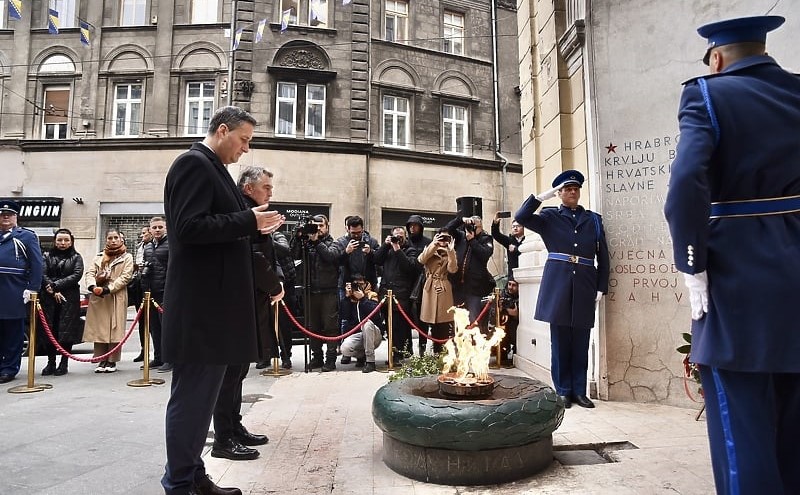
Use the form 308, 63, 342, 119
39, 54, 77, 140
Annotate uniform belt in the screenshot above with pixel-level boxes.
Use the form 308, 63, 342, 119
710, 195, 800, 218
547, 253, 594, 267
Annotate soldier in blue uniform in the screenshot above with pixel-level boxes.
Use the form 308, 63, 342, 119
515, 170, 609, 409
0, 200, 44, 384
664, 15, 800, 495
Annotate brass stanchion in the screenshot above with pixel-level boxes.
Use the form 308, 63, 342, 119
261, 300, 291, 377
491, 288, 502, 369
376, 292, 393, 373
128, 292, 165, 387
9, 293, 52, 393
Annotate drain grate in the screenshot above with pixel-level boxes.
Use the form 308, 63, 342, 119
553, 441, 638, 465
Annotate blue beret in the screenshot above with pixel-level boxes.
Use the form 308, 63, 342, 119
552, 170, 584, 189
698, 15, 785, 65
0, 200, 20, 214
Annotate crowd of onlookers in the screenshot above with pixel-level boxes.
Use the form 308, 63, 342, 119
0, 196, 522, 383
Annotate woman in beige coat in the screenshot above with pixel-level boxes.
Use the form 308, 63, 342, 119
417, 229, 458, 354
83, 228, 134, 373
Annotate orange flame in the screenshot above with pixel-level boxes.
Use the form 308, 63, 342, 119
442, 307, 505, 382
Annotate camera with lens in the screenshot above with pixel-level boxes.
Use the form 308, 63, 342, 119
298, 216, 319, 236
464, 222, 477, 233
389, 235, 402, 244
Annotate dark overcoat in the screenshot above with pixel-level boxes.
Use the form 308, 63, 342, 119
40, 248, 84, 345
162, 143, 259, 364
515, 197, 609, 329
664, 55, 800, 373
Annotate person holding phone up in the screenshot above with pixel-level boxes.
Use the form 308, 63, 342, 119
417, 228, 458, 355
491, 210, 525, 277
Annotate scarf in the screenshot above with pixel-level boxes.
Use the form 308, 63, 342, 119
96, 244, 127, 286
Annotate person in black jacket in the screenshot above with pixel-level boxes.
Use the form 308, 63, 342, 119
271, 230, 296, 369
446, 215, 495, 330
374, 226, 418, 361
161, 106, 284, 495
141, 216, 170, 371
39, 228, 84, 376
291, 214, 342, 371
405, 214, 431, 355
491, 213, 525, 277
209, 166, 285, 463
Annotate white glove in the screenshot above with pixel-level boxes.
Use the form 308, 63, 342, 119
683, 272, 709, 320
23, 289, 32, 304
535, 184, 562, 202
595, 291, 603, 303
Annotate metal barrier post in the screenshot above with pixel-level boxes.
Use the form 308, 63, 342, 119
491, 288, 502, 369
262, 300, 291, 377
128, 291, 165, 387
386, 290, 395, 371
9, 293, 52, 393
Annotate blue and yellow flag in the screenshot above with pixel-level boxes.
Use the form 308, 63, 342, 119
280, 9, 292, 32
232, 27, 243, 50
48, 8, 59, 35
80, 21, 91, 46
8, 0, 22, 20
255, 18, 267, 43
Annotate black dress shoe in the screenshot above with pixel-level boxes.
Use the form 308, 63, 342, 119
41, 362, 56, 376
340, 355, 352, 364
281, 359, 292, 369
190, 474, 242, 495
255, 360, 269, 369
210, 439, 260, 461
559, 395, 572, 409
362, 362, 376, 373
234, 425, 269, 446
132, 353, 145, 363
0, 374, 14, 384
572, 395, 595, 408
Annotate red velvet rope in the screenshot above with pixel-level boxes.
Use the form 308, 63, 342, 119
152, 299, 164, 314
466, 299, 494, 329
37, 302, 142, 363
392, 297, 450, 344
280, 297, 387, 342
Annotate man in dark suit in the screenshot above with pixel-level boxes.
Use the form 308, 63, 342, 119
515, 170, 609, 409
160, 106, 284, 495
664, 16, 800, 495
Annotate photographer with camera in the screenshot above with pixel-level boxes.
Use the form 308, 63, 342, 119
339, 276, 384, 373
291, 214, 342, 371
491, 212, 525, 277
490, 278, 519, 367
374, 226, 418, 361
336, 215, 380, 290
445, 214, 495, 330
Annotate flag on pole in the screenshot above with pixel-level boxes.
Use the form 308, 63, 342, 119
255, 18, 267, 43
80, 21, 91, 46
8, 0, 22, 20
232, 27, 243, 50
280, 9, 292, 32
48, 8, 59, 35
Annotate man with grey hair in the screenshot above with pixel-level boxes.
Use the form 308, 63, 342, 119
161, 106, 284, 495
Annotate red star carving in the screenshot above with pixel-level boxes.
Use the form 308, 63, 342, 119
605, 142, 617, 154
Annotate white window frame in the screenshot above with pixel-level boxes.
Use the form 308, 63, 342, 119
50, 0, 77, 28
184, 81, 215, 136
191, 0, 217, 23
382, 95, 410, 148
112, 82, 143, 137
275, 82, 297, 137
280, 0, 299, 27
42, 85, 71, 140
385, 0, 408, 43
120, 0, 147, 26
443, 11, 464, 55
305, 84, 326, 138
308, 0, 327, 27
442, 103, 468, 155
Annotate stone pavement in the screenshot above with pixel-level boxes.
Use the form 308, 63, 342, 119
1, 338, 714, 495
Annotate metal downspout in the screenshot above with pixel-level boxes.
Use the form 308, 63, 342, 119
491, 0, 509, 212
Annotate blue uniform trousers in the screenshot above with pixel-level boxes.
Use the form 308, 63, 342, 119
0, 318, 25, 377
699, 366, 800, 495
550, 324, 590, 397
162, 363, 227, 495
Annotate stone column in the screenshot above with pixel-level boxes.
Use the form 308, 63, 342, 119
3, 8, 32, 138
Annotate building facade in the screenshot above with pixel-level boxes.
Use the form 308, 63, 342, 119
0, 0, 522, 273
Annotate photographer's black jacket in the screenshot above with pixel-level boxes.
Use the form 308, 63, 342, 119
374, 241, 418, 300
291, 232, 341, 293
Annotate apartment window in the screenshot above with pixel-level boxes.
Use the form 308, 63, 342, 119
184, 81, 215, 136
382, 95, 409, 148
112, 83, 142, 137
305, 84, 325, 138
42, 86, 70, 140
443, 11, 464, 55
121, 0, 146, 26
280, 0, 327, 28
385, 0, 408, 42
442, 104, 468, 154
50, 0, 77, 28
275, 82, 297, 137
191, 0, 217, 23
